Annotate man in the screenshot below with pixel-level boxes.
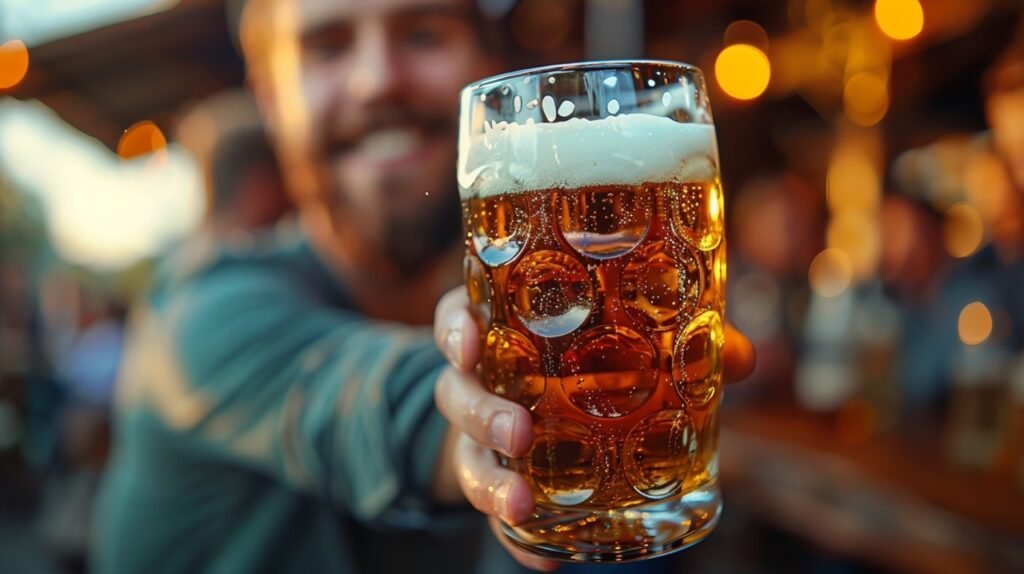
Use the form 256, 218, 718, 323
92, 0, 755, 572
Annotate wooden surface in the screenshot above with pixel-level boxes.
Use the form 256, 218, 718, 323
720, 406, 1024, 573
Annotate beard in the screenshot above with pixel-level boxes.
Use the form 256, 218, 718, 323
374, 172, 463, 276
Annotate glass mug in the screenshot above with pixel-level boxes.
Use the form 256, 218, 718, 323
458, 61, 725, 561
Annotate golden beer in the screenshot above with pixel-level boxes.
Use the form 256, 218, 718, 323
459, 61, 724, 561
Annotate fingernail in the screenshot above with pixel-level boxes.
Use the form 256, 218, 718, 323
444, 318, 464, 369
489, 411, 514, 454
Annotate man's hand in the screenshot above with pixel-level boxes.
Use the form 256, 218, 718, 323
432, 288, 755, 571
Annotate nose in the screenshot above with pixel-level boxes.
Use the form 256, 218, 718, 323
347, 23, 401, 104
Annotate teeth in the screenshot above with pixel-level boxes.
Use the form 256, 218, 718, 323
359, 128, 421, 161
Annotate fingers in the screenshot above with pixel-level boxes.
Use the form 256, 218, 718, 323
488, 518, 561, 572
454, 434, 535, 526
435, 367, 533, 458
434, 288, 480, 372
723, 323, 756, 383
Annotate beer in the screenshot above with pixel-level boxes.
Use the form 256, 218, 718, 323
459, 62, 724, 561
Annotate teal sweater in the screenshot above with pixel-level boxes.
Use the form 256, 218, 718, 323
91, 229, 482, 573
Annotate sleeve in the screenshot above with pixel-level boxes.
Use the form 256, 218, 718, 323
145, 265, 450, 527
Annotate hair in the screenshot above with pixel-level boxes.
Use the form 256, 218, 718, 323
237, 0, 512, 78
208, 125, 282, 214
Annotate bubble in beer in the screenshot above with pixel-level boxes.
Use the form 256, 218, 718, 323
559, 185, 652, 260
622, 240, 702, 330
607, 99, 620, 115
528, 418, 600, 505
669, 178, 724, 251
557, 100, 575, 118
623, 410, 697, 499
509, 250, 594, 338
672, 310, 723, 407
464, 255, 493, 325
469, 194, 529, 266
482, 327, 545, 410
560, 325, 658, 418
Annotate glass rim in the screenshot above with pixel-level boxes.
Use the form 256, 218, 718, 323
462, 59, 704, 94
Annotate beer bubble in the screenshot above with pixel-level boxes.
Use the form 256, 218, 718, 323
482, 327, 545, 409
662, 91, 672, 107
526, 98, 539, 110
622, 239, 702, 330
464, 255, 493, 325
558, 185, 652, 260
527, 418, 600, 505
560, 325, 658, 418
469, 194, 529, 266
514, 95, 523, 113
623, 410, 697, 499
672, 310, 723, 407
509, 250, 594, 338
669, 177, 724, 251
557, 100, 575, 118
603, 76, 618, 88
607, 99, 620, 115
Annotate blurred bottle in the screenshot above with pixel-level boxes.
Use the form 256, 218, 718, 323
945, 345, 1013, 470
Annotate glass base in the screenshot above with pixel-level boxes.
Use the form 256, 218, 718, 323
499, 482, 721, 563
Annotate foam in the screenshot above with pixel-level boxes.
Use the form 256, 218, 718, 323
458, 113, 718, 199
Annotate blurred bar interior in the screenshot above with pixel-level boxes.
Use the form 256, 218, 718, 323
1, 0, 1023, 572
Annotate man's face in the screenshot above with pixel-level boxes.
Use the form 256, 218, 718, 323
265, 0, 498, 271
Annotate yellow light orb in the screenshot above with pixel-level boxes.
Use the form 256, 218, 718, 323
0, 40, 29, 89
942, 203, 984, 259
809, 248, 853, 298
874, 0, 924, 41
958, 302, 992, 346
715, 43, 771, 101
843, 72, 889, 126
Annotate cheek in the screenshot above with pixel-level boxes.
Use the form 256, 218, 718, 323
407, 51, 491, 108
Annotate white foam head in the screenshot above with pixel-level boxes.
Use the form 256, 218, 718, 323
458, 113, 718, 199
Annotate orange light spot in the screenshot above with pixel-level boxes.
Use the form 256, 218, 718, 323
843, 72, 889, 126
942, 203, 985, 259
875, 0, 924, 41
117, 121, 168, 160
715, 44, 771, 101
0, 40, 29, 90
958, 302, 992, 346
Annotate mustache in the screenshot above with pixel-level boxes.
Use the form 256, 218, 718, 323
324, 108, 454, 155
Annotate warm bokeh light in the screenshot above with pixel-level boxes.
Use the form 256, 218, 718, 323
958, 301, 993, 346
809, 248, 853, 298
827, 147, 881, 213
874, 0, 924, 41
942, 203, 985, 259
724, 20, 769, 51
843, 72, 889, 126
0, 40, 30, 89
827, 211, 881, 280
117, 120, 168, 160
715, 43, 771, 100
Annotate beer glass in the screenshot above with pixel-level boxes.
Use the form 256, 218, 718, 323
458, 61, 725, 561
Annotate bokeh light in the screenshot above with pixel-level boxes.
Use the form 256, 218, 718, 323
724, 20, 770, 51
843, 72, 889, 126
117, 120, 168, 160
0, 40, 30, 89
809, 248, 853, 298
942, 203, 985, 259
827, 211, 881, 280
827, 147, 881, 213
958, 301, 993, 346
874, 0, 924, 41
715, 43, 771, 101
